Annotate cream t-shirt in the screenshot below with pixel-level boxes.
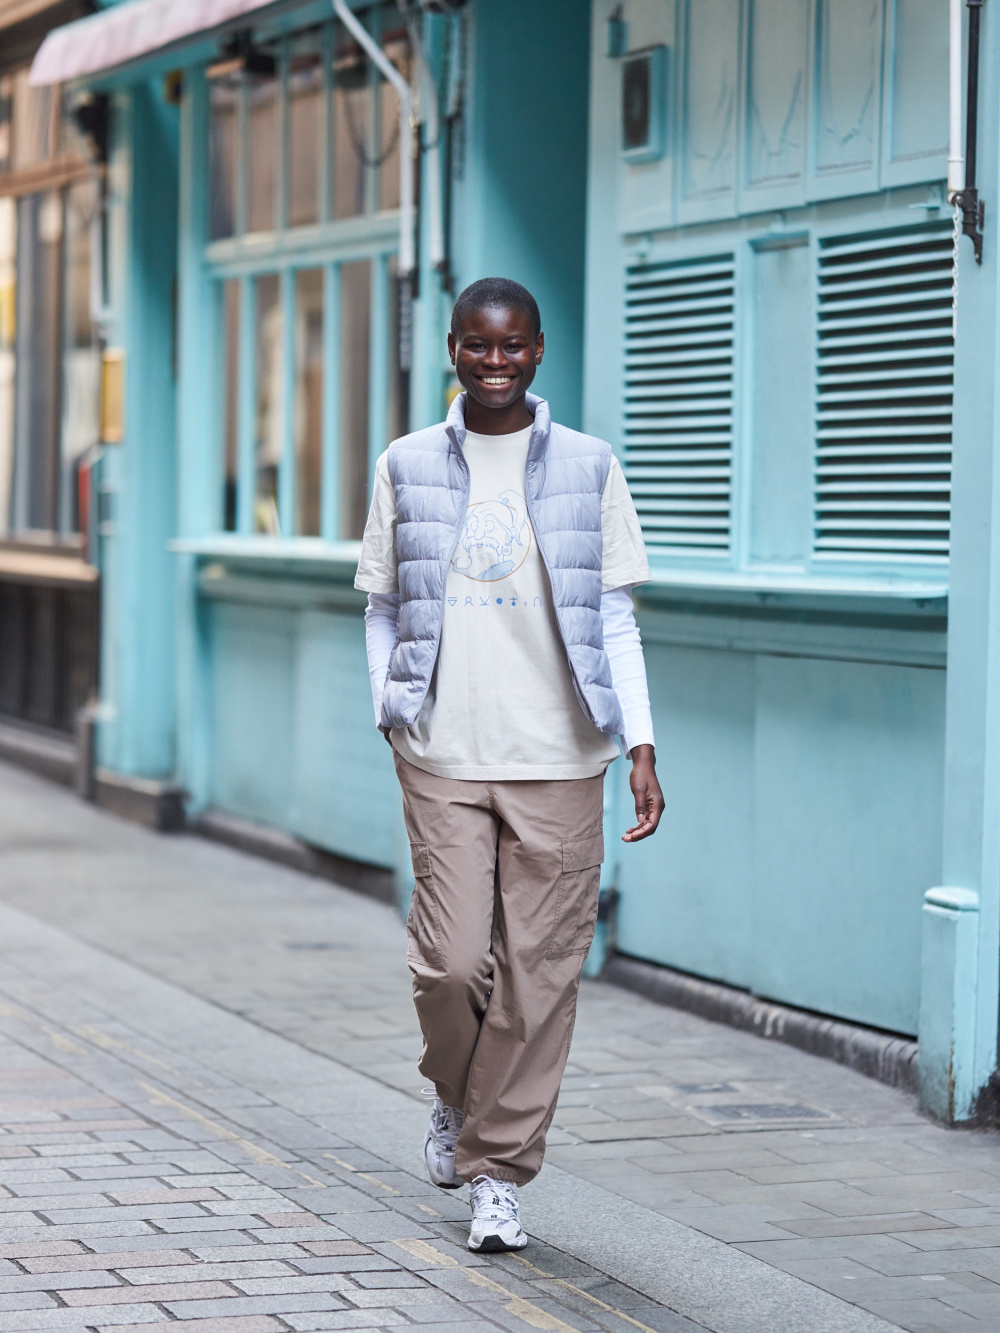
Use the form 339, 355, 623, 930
355, 427, 650, 781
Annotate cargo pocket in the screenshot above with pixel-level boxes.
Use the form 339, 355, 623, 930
546, 831, 605, 959
405, 841, 440, 967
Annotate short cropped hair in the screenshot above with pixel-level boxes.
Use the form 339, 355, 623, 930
450, 277, 541, 340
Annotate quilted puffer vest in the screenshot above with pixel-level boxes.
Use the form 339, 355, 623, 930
380, 392, 626, 738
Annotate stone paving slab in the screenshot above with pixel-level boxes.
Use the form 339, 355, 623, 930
0, 760, 999, 1329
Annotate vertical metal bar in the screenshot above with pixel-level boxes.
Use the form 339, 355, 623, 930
235, 73, 248, 236
236, 275, 256, 533
367, 3, 382, 218
277, 39, 289, 233
320, 261, 341, 540
320, 21, 332, 225
278, 267, 296, 537
368, 252, 389, 499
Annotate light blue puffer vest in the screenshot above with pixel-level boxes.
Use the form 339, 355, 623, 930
380, 392, 626, 739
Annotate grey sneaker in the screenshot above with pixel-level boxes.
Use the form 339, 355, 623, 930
423, 1092, 463, 1190
468, 1174, 527, 1252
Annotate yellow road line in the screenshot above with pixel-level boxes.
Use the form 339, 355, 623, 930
392, 1239, 590, 1332
136, 1080, 320, 1189
515, 1253, 661, 1333
322, 1152, 400, 1194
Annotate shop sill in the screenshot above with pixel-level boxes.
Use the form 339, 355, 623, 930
637, 567, 948, 618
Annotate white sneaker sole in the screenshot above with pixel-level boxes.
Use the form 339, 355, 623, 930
468, 1227, 528, 1253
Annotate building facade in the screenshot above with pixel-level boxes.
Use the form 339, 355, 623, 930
0, 0, 101, 742
26, 0, 1000, 1123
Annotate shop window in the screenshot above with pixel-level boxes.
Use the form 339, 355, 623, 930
0, 68, 99, 544
814, 221, 954, 563
205, 4, 409, 543
622, 254, 735, 556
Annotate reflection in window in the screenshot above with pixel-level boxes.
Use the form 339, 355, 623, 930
0, 198, 14, 535
11, 69, 53, 169
12, 191, 61, 532
248, 67, 278, 234
288, 54, 322, 227
222, 279, 240, 530
254, 273, 281, 533
0, 76, 11, 174
209, 76, 238, 240
333, 49, 370, 220
294, 269, 324, 535
61, 180, 100, 535
379, 39, 409, 212
339, 259, 370, 539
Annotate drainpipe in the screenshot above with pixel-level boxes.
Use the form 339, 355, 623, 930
949, 0, 965, 200
417, 43, 445, 274
332, 0, 415, 280
951, 0, 986, 262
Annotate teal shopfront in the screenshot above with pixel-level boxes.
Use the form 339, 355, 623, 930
28, 0, 1000, 1123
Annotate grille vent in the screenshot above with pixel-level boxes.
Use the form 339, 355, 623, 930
623, 255, 734, 554
815, 223, 954, 561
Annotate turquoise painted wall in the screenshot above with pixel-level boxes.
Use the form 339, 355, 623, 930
98, 81, 180, 779
455, 0, 591, 428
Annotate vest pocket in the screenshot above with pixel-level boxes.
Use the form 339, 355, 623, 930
546, 832, 605, 959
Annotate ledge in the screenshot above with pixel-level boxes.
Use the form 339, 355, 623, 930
637, 567, 948, 617
171, 535, 362, 580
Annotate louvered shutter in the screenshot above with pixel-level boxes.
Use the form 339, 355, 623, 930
814, 222, 954, 562
623, 255, 734, 556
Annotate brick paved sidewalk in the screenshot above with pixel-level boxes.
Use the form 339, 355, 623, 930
0, 760, 999, 1332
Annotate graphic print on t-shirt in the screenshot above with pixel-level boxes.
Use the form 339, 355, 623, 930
450, 489, 531, 582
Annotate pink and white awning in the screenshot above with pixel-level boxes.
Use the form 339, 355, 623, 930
30, 0, 286, 85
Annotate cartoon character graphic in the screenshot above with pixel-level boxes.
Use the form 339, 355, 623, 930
451, 490, 530, 581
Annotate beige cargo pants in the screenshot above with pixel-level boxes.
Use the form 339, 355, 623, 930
394, 752, 605, 1186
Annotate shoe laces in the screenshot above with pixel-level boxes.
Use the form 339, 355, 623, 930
469, 1173, 519, 1224
423, 1088, 463, 1152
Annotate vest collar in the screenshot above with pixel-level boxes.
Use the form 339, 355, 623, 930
444, 391, 551, 458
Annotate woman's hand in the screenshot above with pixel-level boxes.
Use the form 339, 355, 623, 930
623, 744, 664, 842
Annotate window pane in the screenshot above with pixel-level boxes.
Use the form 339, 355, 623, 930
0, 75, 12, 174
0, 198, 15, 536
294, 268, 323, 535
12, 191, 61, 533
254, 273, 281, 534
339, 259, 370, 539
210, 76, 238, 240
61, 180, 100, 535
12, 69, 53, 168
379, 38, 411, 212
222, 279, 240, 530
288, 54, 322, 227
248, 68, 278, 234
332, 44, 369, 219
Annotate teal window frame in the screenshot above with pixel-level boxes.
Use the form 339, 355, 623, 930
200, 7, 406, 543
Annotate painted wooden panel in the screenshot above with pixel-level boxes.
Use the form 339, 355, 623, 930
752, 655, 945, 1035
615, 642, 755, 988
745, 0, 808, 189
885, 0, 948, 168
813, 0, 882, 178
290, 609, 401, 866
209, 603, 296, 826
748, 238, 815, 564
680, 0, 739, 207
